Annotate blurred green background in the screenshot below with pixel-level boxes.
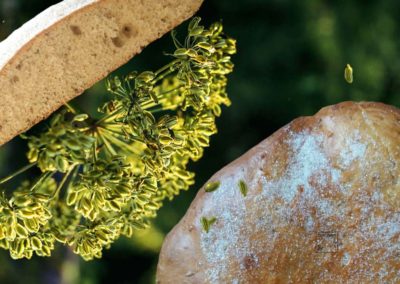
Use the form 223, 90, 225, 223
1, 0, 400, 283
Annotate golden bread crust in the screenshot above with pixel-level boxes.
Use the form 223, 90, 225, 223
157, 101, 400, 283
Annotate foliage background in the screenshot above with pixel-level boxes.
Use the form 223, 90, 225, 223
0, 0, 399, 283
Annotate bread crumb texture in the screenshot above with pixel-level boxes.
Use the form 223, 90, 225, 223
157, 101, 400, 283
0, 0, 203, 145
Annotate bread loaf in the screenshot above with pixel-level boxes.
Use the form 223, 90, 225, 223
157, 101, 400, 283
0, 0, 202, 146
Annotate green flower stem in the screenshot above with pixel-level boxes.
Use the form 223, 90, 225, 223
158, 85, 184, 96
95, 107, 124, 127
66, 165, 80, 193
154, 69, 177, 84
98, 126, 146, 156
93, 137, 98, 162
154, 59, 179, 77
65, 103, 78, 114
148, 105, 179, 114
97, 126, 129, 141
152, 63, 181, 85
98, 129, 140, 155
29, 171, 53, 192
0, 162, 37, 185
52, 166, 75, 199
96, 130, 117, 156
139, 86, 184, 110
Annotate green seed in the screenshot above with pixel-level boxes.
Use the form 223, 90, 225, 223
188, 17, 201, 31
238, 180, 248, 197
64, 138, 81, 151
186, 48, 198, 57
42, 245, 51, 256
109, 200, 121, 212
55, 156, 69, 172
344, 64, 353, 84
23, 218, 39, 233
175, 169, 193, 180
27, 148, 39, 162
96, 231, 109, 243
189, 26, 204, 36
72, 114, 89, 122
196, 42, 215, 53
159, 135, 173, 145
16, 240, 25, 255
131, 221, 146, 230
116, 184, 131, 196
145, 201, 159, 211
174, 48, 188, 58
137, 71, 155, 83
15, 223, 29, 238
196, 136, 209, 147
200, 216, 217, 233
31, 237, 42, 250
14, 196, 32, 207
18, 209, 35, 218
204, 181, 220, 192
54, 234, 67, 244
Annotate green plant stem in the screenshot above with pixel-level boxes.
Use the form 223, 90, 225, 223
93, 138, 98, 162
65, 103, 78, 114
95, 108, 124, 127
139, 86, 184, 110
148, 105, 179, 114
154, 59, 179, 77
154, 69, 177, 84
98, 125, 145, 144
152, 61, 181, 85
0, 162, 37, 185
30, 171, 53, 192
52, 167, 75, 199
66, 166, 80, 193
158, 85, 184, 97
97, 130, 117, 156
99, 130, 141, 156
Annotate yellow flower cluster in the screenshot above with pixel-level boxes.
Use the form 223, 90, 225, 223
0, 179, 55, 259
0, 17, 236, 260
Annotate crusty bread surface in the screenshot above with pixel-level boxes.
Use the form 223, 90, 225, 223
0, 0, 203, 146
157, 101, 400, 283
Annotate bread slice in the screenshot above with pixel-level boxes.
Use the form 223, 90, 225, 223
157, 101, 400, 283
0, 0, 203, 146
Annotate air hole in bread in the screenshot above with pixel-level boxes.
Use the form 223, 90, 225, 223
112, 37, 124, 47
11, 76, 19, 83
122, 24, 137, 38
70, 25, 82, 35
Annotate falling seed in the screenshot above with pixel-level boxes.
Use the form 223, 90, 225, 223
200, 216, 217, 233
238, 180, 248, 197
204, 181, 220, 192
344, 64, 353, 84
